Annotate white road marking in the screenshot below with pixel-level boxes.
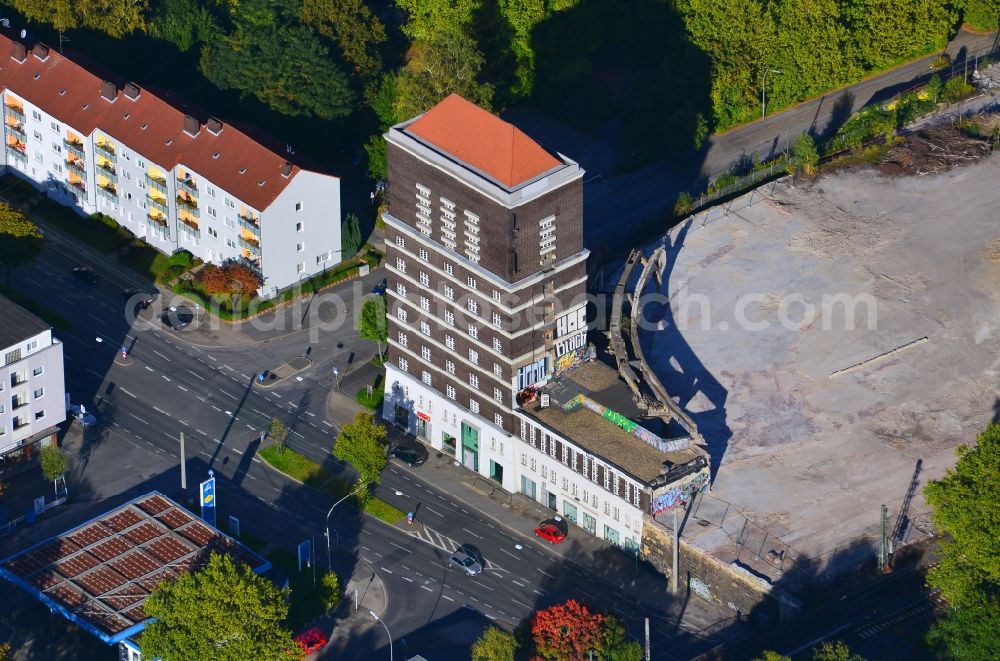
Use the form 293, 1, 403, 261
463, 528, 484, 539
500, 548, 519, 560
177, 385, 189, 392
211, 405, 222, 412
196, 395, 207, 402
129, 413, 149, 425
221, 391, 237, 400
161, 375, 171, 382
381, 567, 393, 574
512, 598, 531, 608
222, 365, 233, 371
251, 408, 266, 416
86, 369, 103, 378
240, 373, 250, 380
425, 506, 444, 517
538, 569, 555, 579
119, 387, 137, 398
144, 366, 154, 372
420, 585, 434, 592
246, 424, 257, 431
321, 420, 333, 428
207, 355, 217, 361
231, 448, 242, 455
511, 578, 527, 587
87, 313, 106, 324
306, 412, 316, 417
401, 576, 414, 583
186, 370, 206, 381
153, 406, 167, 415
152, 350, 171, 361
196, 429, 206, 436
178, 420, 189, 427
292, 430, 305, 438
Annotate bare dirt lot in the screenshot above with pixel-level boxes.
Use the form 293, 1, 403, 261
641, 151, 1000, 581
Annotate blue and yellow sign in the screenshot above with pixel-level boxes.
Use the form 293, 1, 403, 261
200, 473, 217, 526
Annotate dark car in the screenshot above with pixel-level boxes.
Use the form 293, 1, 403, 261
370, 278, 387, 296
161, 306, 194, 330
122, 288, 154, 310
448, 544, 484, 576
72, 266, 99, 284
389, 443, 428, 467
534, 518, 568, 544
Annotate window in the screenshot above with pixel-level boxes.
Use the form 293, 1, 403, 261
444, 285, 454, 300
420, 321, 431, 336
295, 221, 303, 231
542, 465, 548, 479
492, 312, 502, 328
419, 248, 429, 261
207, 185, 216, 197
469, 373, 479, 388
468, 324, 478, 339
35, 410, 45, 420
492, 337, 502, 352
421, 346, 431, 360
395, 235, 405, 248
225, 217, 236, 229
521, 454, 528, 467
562, 477, 569, 492
31, 110, 41, 121
440, 196, 455, 210
467, 299, 478, 314
493, 363, 503, 377
445, 310, 455, 325
445, 360, 456, 374
444, 262, 454, 275
397, 332, 408, 347
33, 387, 44, 398
633, 487, 641, 507
398, 356, 408, 371
446, 385, 456, 399
495, 413, 503, 426
422, 371, 432, 385
297, 242, 304, 252
604, 467, 611, 490
493, 387, 503, 402
467, 276, 477, 289
530, 458, 536, 472
470, 399, 479, 414
493, 290, 502, 303
50, 121, 60, 132
396, 283, 406, 297
613, 507, 620, 522
540, 434, 546, 454
295, 202, 303, 212
419, 272, 429, 286
562, 445, 569, 465
614, 476, 621, 496
604, 502, 611, 516
420, 296, 430, 311
396, 257, 406, 273
530, 426, 537, 443
396, 307, 408, 322
208, 207, 217, 218
468, 348, 479, 364
225, 197, 236, 209
296, 262, 305, 273
31, 366, 43, 377
445, 335, 455, 350
549, 437, 556, 458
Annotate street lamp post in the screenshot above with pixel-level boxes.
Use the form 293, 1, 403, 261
761, 68, 782, 119
324, 485, 367, 571
370, 610, 393, 661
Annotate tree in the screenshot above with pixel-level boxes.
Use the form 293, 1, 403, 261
332, 412, 388, 497
788, 133, 820, 176
40, 445, 68, 484
10, 0, 149, 38
600, 614, 643, 661
0, 642, 10, 661
200, 0, 355, 120
753, 653, 791, 661
142, 553, 298, 661
532, 599, 605, 659
393, 28, 494, 121
811, 641, 865, 661
197, 264, 229, 296
471, 626, 518, 661
341, 213, 362, 257
300, 0, 386, 99
395, 0, 481, 41
359, 297, 387, 362
149, 0, 223, 52
221, 261, 263, 299
267, 417, 289, 453
319, 571, 341, 611
0, 204, 44, 288
924, 423, 1000, 658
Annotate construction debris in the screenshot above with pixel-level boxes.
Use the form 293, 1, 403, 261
879, 119, 994, 176
972, 62, 1000, 93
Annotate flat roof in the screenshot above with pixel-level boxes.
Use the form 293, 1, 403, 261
521, 361, 698, 484
0, 492, 269, 645
0, 294, 50, 351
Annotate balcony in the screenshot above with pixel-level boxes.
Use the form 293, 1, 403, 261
96, 142, 116, 163
68, 181, 87, 200
147, 196, 169, 215
5, 105, 25, 123
180, 218, 200, 238
64, 139, 86, 160
96, 161, 117, 183
5, 143, 26, 162
177, 177, 198, 196
96, 184, 118, 202
65, 159, 87, 180
5, 123, 25, 140
145, 173, 167, 194
238, 213, 260, 233
239, 236, 262, 256
176, 195, 199, 213
146, 213, 168, 231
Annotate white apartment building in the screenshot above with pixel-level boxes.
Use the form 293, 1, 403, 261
0, 295, 66, 470
0, 38, 342, 294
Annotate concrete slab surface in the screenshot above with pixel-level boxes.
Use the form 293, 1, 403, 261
641, 152, 1000, 578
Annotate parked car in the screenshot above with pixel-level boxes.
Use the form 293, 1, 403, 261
389, 443, 428, 467
534, 518, 568, 544
291, 627, 327, 654
370, 278, 387, 296
448, 544, 484, 576
121, 288, 154, 310
161, 306, 194, 330
72, 266, 99, 284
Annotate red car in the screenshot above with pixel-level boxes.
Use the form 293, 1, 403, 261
534, 521, 567, 544
292, 627, 327, 654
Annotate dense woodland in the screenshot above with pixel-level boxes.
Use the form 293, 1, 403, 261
2, 0, 996, 177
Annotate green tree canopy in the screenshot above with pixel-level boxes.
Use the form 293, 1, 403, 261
200, 0, 354, 120
300, 0, 386, 98
267, 416, 289, 452
600, 613, 643, 661
148, 0, 223, 52
788, 132, 820, 175
40, 445, 68, 483
142, 553, 298, 661
752, 653, 791, 661
811, 641, 865, 661
341, 213, 362, 257
471, 625, 518, 661
332, 411, 388, 496
359, 296, 387, 361
395, 0, 480, 41
10, 0, 149, 37
924, 423, 1000, 658
0, 204, 44, 287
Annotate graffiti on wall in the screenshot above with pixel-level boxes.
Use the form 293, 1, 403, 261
567, 393, 690, 454
650, 471, 710, 516
553, 344, 594, 378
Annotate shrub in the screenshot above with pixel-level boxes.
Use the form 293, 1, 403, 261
168, 250, 194, 269
319, 572, 341, 611
788, 133, 819, 176
942, 76, 974, 103
355, 376, 384, 411
673, 192, 694, 217
40, 445, 67, 483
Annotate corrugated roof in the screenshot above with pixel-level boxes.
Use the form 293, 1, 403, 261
0, 36, 303, 210
0, 294, 50, 349
405, 94, 562, 189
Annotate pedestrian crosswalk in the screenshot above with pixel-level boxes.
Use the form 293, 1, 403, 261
406, 524, 509, 573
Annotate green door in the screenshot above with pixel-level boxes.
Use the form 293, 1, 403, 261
461, 422, 479, 471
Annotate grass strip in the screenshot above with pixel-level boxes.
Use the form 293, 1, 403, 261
259, 445, 404, 525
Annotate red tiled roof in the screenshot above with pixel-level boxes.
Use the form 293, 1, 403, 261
405, 94, 561, 189
0, 35, 304, 210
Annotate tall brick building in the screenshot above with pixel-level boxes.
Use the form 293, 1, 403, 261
381, 94, 588, 480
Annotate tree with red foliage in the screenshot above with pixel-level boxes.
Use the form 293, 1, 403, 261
222, 260, 263, 297
197, 263, 229, 296
531, 599, 604, 659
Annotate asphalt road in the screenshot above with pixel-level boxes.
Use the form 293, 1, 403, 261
4, 244, 714, 659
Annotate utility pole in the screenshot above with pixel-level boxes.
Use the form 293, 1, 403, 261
644, 617, 651, 661
179, 432, 186, 491
878, 503, 890, 573
671, 507, 679, 594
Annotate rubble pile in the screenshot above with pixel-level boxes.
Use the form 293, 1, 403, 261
972, 62, 1000, 93
879, 119, 994, 176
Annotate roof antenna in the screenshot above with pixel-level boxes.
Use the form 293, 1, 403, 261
285, 143, 294, 155
58, 30, 70, 53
